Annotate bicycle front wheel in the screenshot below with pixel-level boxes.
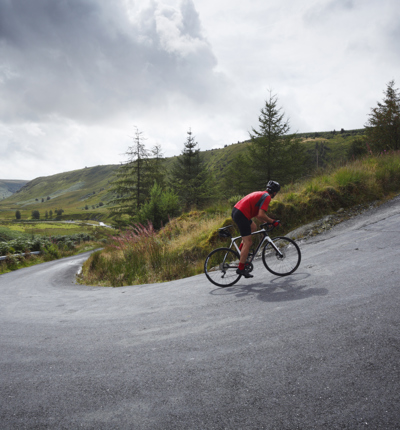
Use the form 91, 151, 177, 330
262, 237, 301, 276
204, 247, 241, 287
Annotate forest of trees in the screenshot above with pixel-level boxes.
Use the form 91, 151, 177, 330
110, 82, 400, 228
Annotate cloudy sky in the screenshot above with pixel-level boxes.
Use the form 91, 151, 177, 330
1, 0, 399, 180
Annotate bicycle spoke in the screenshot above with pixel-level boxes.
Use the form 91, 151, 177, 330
262, 237, 301, 276
204, 248, 241, 287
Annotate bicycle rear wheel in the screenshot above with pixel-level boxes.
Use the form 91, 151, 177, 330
204, 247, 241, 287
262, 237, 301, 276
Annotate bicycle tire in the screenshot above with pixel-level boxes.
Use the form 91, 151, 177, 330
261, 237, 301, 276
204, 247, 241, 287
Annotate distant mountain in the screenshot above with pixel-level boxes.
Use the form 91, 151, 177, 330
0, 179, 29, 200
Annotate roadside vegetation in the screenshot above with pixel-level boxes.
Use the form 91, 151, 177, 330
0, 222, 110, 275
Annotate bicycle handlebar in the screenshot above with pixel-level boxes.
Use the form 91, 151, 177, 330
260, 220, 280, 232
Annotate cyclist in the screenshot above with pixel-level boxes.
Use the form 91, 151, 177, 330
231, 180, 281, 278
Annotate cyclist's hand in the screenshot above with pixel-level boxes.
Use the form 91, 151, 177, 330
272, 220, 280, 227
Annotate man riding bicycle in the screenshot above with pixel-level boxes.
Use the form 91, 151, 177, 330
231, 180, 281, 278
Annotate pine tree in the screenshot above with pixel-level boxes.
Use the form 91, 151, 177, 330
110, 127, 152, 221
365, 80, 400, 152
171, 129, 214, 209
247, 91, 307, 188
313, 141, 331, 169
223, 153, 254, 196
31, 210, 40, 220
148, 144, 166, 188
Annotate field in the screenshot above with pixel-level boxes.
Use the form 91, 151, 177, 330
0, 220, 107, 240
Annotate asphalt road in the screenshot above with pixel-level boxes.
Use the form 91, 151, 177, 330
1, 196, 400, 429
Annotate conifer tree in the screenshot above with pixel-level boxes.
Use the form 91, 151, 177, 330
365, 80, 400, 152
148, 143, 166, 188
247, 91, 307, 188
223, 153, 254, 196
171, 129, 214, 209
31, 210, 40, 220
110, 127, 152, 221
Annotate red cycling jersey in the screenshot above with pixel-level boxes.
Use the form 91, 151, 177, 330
234, 191, 271, 220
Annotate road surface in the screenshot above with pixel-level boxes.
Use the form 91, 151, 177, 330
1, 196, 400, 429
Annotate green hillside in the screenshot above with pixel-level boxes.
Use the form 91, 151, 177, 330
0, 128, 365, 221
0, 165, 119, 221
0, 180, 28, 200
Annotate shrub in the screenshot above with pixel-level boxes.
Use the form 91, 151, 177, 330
228, 195, 243, 206
44, 243, 61, 260
334, 167, 371, 188
305, 180, 323, 194
375, 152, 400, 191
0, 233, 94, 256
347, 136, 369, 159
137, 183, 180, 230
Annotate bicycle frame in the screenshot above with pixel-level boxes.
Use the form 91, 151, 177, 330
227, 228, 284, 261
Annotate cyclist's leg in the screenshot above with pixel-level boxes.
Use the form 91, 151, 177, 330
239, 221, 257, 264
232, 208, 255, 277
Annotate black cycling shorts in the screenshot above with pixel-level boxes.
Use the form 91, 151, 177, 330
232, 207, 252, 237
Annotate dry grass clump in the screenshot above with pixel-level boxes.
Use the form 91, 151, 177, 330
80, 211, 230, 287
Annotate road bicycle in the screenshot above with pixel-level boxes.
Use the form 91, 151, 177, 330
204, 222, 301, 287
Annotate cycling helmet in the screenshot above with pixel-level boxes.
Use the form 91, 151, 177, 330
266, 180, 281, 194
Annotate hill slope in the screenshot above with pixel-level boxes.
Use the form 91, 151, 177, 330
0, 180, 28, 200
0, 165, 118, 221
0, 129, 365, 221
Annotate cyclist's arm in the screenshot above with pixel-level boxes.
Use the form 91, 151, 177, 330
255, 208, 275, 224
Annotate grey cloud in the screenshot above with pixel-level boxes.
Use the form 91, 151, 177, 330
303, 0, 355, 24
0, 0, 222, 123
180, 0, 204, 38
385, 13, 400, 65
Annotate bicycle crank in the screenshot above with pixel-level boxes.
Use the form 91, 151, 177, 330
244, 262, 254, 273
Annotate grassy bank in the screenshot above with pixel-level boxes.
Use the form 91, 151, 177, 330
0, 222, 111, 275
79, 211, 228, 286
80, 151, 400, 287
